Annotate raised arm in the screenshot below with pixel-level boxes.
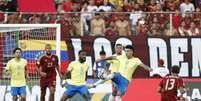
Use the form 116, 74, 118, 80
139, 63, 153, 72
96, 56, 117, 62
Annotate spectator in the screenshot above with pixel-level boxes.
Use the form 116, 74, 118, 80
178, 20, 188, 36
90, 13, 105, 36
129, 5, 144, 35
0, 11, 5, 23
148, 17, 161, 36
72, 15, 81, 36
81, 2, 91, 35
186, 21, 200, 36
180, 0, 195, 17
115, 15, 131, 36
108, 0, 124, 7
61, 0, 73, 12
147, 0, 157, 12
98, 0, 112, 12
136, 17, 149, 36
172, 10, 182, 29
123, 0, 134, 12
87, 0, 98, 12
104, 21, 118, 37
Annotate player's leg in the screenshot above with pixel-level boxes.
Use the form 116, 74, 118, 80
108, 83, 117, 101
11, 87, 19, 101
79, 85, 90, 101
94, 73, 115, 86
60, 84, 76, 101
40, 86, 47, 101
112, 73, 129, 101
49, 86, 56, 101
48, 80, 56, 101
19, 86, 27, 101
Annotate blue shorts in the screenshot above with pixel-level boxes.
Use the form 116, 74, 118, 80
64, 84, 89, 96
11, 86, 26, 96
112, 73, 129, 96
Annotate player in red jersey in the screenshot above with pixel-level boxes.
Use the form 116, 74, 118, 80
37, 44, 61, 101
158, 65, 187, 101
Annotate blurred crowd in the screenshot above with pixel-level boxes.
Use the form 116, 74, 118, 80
0, 0, 200, 36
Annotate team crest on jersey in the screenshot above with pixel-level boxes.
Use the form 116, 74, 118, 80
52, 58, 55, 61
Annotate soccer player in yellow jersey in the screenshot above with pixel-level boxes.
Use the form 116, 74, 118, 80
94, 45, 152, 101
5, 48, 28, 101
60, 50, 90, 101
108, 44, 125, 100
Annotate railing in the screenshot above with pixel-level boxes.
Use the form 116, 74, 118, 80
0, 12, 200, 37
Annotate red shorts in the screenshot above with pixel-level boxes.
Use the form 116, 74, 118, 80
161, 95, 177, 101
40, 77, 56, 91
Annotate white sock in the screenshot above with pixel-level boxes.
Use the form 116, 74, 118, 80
94, 73, 115, 86
108, 94, 115, 101
115, 96, 121, 101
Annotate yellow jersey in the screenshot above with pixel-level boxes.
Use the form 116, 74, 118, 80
67, 61, 89, 86
110, 51, 126, 73
6, 58, 27, 87
118, 56, 142, 82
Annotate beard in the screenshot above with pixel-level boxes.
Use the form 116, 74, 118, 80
46, 52, 51, 56
79, 58, 86, 63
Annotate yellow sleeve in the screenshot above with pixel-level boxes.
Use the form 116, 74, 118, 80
67, 62, 74, 71
136, 58, 142, 66
5, 60, 11, 71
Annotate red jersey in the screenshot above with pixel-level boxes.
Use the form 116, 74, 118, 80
38, 54, 58, 80
159, 75, 184, 101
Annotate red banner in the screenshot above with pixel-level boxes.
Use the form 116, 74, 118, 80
17, 0, 56, 12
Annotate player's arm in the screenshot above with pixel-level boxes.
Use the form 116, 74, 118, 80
139, 63, 153, 72
92, 63, 97, 79
4, 61, 11, 76
178, 79, 188, 95
36, 58, 47, 77
25, 64, 29, 80
158, 79, 165, 93
62, 62, 73, 79
96, 56, 117, 63
55, 56, 63, 80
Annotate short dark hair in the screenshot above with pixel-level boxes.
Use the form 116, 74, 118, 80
99, 50, 106, 55
78, 50, 86, 55
13, 47, 22, 53
171, 65, 180, 74
115, 44, 122, 47
125, 45, 134, 50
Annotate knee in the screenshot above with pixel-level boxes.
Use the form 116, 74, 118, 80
50, 88, 55, 95
41, 91, 46, 96
21, 96, 26, 101
112, 92, 117, 96
50, 91, 55, 95
13, 96, 18, 101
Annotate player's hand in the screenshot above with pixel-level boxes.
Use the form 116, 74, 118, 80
61, 79, 67, 88
40, 72, 47, 77
148, 68, 153, 72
